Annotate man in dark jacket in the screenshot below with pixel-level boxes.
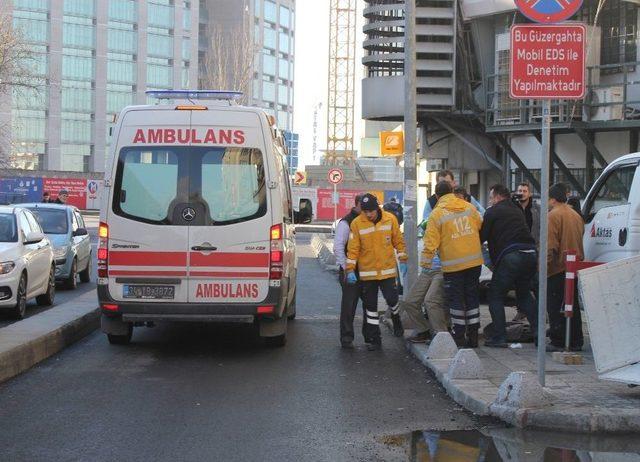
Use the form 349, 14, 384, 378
481, 184, 538, 347
516, 182, 540, 244
334, 194, 364, 348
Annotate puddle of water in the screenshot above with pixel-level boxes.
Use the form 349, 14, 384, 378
380, 429, 640, 461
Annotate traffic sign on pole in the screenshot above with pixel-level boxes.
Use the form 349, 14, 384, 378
327, 168, 344, 185
514, 0, 583, 24
294, 171, 307, 185
510, 24, 586, 100
509, 19, 587, 386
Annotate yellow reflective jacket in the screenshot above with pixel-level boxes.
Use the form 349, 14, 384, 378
422, 194, 483, 273
346, 210, 407, 281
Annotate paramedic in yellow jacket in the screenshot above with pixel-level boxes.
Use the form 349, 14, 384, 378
422, 181, 484, 348
345, 193, 408, 350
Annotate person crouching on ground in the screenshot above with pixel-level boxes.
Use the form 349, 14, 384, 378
345, 194, 407, 351
422, 181, 484, 348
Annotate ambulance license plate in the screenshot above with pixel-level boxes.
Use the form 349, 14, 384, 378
123, 285, 175, 300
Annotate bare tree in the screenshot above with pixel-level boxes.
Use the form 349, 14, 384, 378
200, 16, 257, 104
0, 14, 38, 167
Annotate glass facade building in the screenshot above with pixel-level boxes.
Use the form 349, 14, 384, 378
3, 1, 199, 172
201, 0, 295, 132
283, 130, 299, 175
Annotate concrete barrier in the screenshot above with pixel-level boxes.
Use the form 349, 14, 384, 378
0, 291, 99, 384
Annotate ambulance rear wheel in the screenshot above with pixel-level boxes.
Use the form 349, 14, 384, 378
287, 289, 297, 320
107, 324, 133, 345
264, 333, 286, 347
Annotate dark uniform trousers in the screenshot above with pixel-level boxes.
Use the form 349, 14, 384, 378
443, 265, 482, 339
360, 277, 399, 345
339, 268, 363, 343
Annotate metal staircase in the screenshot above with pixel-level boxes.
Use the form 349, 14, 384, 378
415, 0, 457, 111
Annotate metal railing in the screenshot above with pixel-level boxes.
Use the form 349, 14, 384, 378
511, 168, 604, 196
486, 61, 640, 129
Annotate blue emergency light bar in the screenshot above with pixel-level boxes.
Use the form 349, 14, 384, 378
145, 90, 244, 100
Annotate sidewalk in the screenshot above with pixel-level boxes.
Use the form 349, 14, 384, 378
408, 319, 640, 433
310, 233, 640, 434
0, 290, 99, 383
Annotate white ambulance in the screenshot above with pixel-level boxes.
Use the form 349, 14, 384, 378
583, 153, 640, 262
98, 91, 297, 347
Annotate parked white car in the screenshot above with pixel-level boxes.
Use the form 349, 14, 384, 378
0, 206, 56, 319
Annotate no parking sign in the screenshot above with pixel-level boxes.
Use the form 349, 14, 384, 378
514, 0, 583, 23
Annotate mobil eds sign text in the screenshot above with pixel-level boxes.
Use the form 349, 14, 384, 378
510, 23, 586, 100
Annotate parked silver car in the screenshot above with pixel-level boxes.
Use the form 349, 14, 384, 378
23, 204, 91, 289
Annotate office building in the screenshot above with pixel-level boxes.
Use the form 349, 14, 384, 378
283, 130, 298, 174
200, 0, 295, 132
1, 0, 199, 172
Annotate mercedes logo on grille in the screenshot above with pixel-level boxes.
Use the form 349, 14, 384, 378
182, 207, 196, 222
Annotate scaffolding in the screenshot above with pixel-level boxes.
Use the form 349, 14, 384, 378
326, 0, 357, 165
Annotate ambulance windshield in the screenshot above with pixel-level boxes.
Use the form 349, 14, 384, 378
113, 147, 267, 226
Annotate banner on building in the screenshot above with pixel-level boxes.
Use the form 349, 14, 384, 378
0, 177, 43, 204
43, 178, 88, 209
379, 131, 404, 156
316, 189, 385, 221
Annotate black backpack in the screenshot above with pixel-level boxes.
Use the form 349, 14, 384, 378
383, 201, 404, 226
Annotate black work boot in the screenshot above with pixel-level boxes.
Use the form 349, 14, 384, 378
367, 342, 381, 351
392, 314, 404, 337
466, 327, 479, 348
452, 329, 466, 348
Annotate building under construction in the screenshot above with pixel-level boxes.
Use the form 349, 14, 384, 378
362, 0, 640, 203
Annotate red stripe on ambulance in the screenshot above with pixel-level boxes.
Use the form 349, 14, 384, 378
189, 271, 269, 278
109, 251, 187, 267
189, 252, 269, 268
109, 270, 188, 277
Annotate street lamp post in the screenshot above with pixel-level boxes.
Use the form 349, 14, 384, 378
404, 0, 418, 289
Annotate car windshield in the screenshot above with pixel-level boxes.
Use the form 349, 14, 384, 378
0, 213, 17, 242
27, 208, 69, 234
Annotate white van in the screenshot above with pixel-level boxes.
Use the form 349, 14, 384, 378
98, 91, 297, 347
583, 152, 640, 262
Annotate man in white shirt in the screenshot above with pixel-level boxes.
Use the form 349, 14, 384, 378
334, 194, 364, 349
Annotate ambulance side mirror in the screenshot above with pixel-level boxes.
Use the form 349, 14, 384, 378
120, 190, 127, 203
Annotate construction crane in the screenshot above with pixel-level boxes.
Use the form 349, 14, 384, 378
325, 0, 357, 166
312, 102, 323, 164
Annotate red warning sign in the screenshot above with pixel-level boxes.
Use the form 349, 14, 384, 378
510, 24, 586, 100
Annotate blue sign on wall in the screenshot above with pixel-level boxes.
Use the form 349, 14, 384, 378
384, 190, 404, 204
0, 177, 44, 204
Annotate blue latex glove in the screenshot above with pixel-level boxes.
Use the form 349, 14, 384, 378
346, 272, 358, 285
399, 263, 407, 278
420, 266, 431, 275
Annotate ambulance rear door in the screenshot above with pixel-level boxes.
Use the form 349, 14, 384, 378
187, 109, 272, 304
106, 108, 191, 304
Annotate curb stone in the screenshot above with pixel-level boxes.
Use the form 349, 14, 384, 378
310, 234, 339, 272
0, 290, 99, 384
406, 339, 640, 433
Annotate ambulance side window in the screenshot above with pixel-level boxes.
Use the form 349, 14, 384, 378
585, 164, 637, 223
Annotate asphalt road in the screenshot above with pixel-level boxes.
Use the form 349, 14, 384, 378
0, 234, 492, 461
